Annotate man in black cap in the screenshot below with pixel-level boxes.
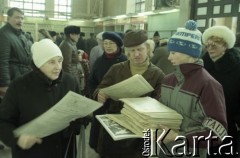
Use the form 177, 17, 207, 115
153, 31, 161, 50
59, 25, 86, 94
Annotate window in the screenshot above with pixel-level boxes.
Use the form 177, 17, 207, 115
54, 0, 71, 19
135, 0, 145, 13
9, 0, 45, 17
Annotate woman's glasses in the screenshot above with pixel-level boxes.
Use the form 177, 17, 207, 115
205, 42, 223, 49
103, 42, 116, 46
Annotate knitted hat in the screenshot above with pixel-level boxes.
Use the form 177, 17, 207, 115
31, 39, 63, 68
168, 20, 202, 58
202, 25, 236, 49
102, 31, 123, 47
64, 25, 81, 35
123, 30, 148, 47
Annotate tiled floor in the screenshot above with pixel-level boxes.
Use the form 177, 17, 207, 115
0, 124, 100, 158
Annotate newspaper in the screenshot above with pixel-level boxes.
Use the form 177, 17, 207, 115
14, 91, 102, 138
96, 115, 141, 141
100, 74, 154, 100
102, 97, 183, 138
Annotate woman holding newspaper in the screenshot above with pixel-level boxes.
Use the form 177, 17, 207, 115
0, 39, 90, 158
158, 20, 228, 157
91, 30, 165, 158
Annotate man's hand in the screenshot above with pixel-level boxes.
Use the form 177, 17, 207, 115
97, 90, 109, 103
17, 135, 42, 150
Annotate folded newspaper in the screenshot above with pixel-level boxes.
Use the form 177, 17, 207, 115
14, 91, 103, 138
97, 97, 183, 140
100, 74, 154, 100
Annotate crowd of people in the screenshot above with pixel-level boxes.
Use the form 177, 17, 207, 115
0, 7, 240, 158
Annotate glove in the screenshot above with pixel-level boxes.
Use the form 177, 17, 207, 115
17, 135, 42, 150
69, 116, 92, 134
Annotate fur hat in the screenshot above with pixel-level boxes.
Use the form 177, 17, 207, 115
168, 20, 202, 58
123, 30, 148, 47
64, 25, 81, 35
102, 31, 123, 47
31, 39, 63, 68
202, 25, 236, 49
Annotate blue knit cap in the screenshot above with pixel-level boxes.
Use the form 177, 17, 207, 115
168, 20, 202, 58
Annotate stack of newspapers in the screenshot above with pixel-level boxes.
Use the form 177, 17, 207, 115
106, 97, 183, 137
96, 74, 183, 140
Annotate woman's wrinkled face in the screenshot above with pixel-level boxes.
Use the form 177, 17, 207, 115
168, 51, 192, 66
103, 39, 118, 54
40, 56, 63, 80
126, 43, 148, 65
205, 37, 227, 61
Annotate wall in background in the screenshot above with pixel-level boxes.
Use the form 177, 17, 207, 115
148, 11, 180, 39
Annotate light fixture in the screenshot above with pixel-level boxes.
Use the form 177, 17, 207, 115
112, 15, 127, 19
137, 11, 155, 16
158, 9, 179, 14
48, 18, 67, 21
93, 18, 102, 22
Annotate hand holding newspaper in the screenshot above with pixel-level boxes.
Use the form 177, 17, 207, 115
14, 91, 102, 138
100, 74, 154, 100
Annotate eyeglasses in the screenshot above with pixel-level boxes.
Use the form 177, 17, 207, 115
103, 42, 116, 46
205, 42, 222, 49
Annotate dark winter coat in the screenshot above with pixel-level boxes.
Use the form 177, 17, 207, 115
90, 61, 165, 158
85, 37, 98, 54
203, 48, 240, 156
0, 64, 79, 158
89, 51, 128, 97
0, 23, 32, 87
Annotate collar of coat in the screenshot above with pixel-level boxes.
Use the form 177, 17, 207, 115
204, 48, 240, 73
6, 23, 23, 36
31, 62, 62, 87
174, 59, 204, 83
